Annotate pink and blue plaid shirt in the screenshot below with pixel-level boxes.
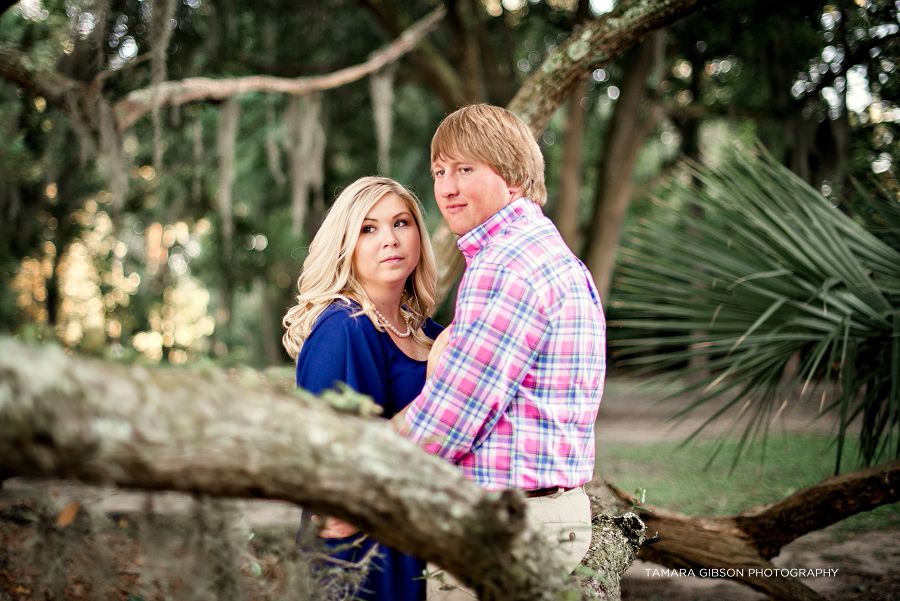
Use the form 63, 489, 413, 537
402, 198, 606, 491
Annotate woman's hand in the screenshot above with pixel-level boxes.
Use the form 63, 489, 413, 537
314, 515, 360, 538
389, 404, 411, 432
427, 327, 451, 379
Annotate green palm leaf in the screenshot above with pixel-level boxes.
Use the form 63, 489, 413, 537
609, 145, 900, 472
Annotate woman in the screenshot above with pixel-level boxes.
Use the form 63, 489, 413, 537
282, 176, 442, 601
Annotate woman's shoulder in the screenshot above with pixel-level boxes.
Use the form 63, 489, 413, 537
312, 299, 375, 336
423, 316, 444, 339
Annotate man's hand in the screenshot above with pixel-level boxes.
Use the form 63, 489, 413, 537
314, 515, 360, 539
427, 327, 451, 379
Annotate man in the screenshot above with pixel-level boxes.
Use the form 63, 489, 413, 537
400, 104, 606, 599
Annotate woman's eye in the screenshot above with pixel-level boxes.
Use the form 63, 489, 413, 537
361, 225, 374, 234
395, 219, 409, 227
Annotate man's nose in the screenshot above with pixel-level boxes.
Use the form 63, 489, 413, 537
436, 174, 457, 197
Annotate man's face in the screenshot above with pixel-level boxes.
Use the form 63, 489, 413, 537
432, 156, 519, 236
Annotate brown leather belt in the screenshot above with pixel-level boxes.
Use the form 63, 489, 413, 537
524, 486, 575, 498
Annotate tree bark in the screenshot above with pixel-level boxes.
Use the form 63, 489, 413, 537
0, 337, 644, 601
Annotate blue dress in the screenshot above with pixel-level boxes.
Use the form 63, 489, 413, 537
295, 300, 442, 601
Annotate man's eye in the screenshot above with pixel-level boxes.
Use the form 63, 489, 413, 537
434, 170, 444, 177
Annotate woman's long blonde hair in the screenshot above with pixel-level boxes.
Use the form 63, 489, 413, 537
282, 176, 438, 359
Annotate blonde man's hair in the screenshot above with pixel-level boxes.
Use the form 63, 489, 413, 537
282, 176, 437, 359
431, 104, 547, 206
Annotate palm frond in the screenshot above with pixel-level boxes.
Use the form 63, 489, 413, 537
609, 145, 900, 472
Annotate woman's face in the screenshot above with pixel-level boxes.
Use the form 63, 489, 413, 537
351, 192, 421, 294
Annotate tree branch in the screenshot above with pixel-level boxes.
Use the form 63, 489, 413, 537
112, 6, 446, 130
0, 42, 84, 109
735, 459, 900, 559
357, 0, 465, 109
508, 0, 719, 136
603, 458, 900, 601
0, 337, 643, 601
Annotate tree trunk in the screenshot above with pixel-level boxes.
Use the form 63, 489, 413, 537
555, 81, 589, 251
0, 337, 643, 601
552, 0, 592, 252
256, 277, 283, 365
583, 33, 662, 302
448, 0, 488, 103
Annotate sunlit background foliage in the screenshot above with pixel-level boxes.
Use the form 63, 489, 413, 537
1, 0, 897, 373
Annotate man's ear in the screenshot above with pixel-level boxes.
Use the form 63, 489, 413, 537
509, 182, 524, 197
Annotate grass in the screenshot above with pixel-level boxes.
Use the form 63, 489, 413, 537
595, 432, 900, 539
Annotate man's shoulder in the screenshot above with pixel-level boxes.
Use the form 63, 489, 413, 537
479, 212, 571, 271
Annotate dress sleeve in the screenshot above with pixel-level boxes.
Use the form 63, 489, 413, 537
295, 307, 388, 409
401, 262, 548, 461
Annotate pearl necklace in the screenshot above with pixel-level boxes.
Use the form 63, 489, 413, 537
372, 307, 411, 338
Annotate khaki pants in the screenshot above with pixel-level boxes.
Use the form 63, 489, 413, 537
426, 487, 592, 600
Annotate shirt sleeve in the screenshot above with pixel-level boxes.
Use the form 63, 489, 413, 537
295, 308, 388, 408
401, 262, 548, 461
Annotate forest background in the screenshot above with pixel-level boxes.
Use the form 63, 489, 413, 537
1, 0, 899, 599
1, 0, 897, 372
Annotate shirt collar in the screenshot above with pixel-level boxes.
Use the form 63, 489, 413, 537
457, 198, 541, 262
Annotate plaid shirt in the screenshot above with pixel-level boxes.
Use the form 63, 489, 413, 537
402, 198, 605, 491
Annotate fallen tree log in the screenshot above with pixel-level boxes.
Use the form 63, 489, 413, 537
0, 337, 644, 601
6, 335, 895, 601
592, 458, 900, 601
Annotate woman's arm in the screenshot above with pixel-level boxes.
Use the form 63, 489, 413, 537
426, 327, 451, 379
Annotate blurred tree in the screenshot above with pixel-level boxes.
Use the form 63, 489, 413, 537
0, 1, 448, 364
0, 0, 714, 364
582, 31, 665, 300
558, 0, 899, 306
